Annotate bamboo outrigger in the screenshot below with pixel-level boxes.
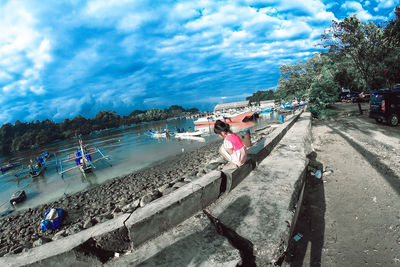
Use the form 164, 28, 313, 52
58, 139, 112, 177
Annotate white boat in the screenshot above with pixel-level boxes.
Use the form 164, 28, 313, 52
147, 129, 174, 138
193, 114, 225, 126
174, 130, 203, 138
175, 136, 206, 142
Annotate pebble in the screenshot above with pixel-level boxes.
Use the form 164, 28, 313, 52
139, 194, 154, 207
83, 219, 94, 229
32, 238, 50, 248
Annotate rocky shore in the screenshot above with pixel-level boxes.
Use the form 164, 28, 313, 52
0, 124, 275, 257
0, 140, 227, 256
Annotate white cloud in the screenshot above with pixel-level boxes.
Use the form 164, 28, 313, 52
270, 21, 312, 40
0, 71, 12, 83
0, 1, 51, 97
341, 1, 385, 20
374, 0, 398, 11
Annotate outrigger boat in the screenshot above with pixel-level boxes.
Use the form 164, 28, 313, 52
1, 162, 21, 173
58, 139, 111, 177
14, 152, 57, 178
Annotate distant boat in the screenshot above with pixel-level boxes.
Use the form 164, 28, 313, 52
147, 129, 174, 138
194, 111, 255, 126
1, 162, 21, 173
174, 130, 203, 138
14, 152, 55, 178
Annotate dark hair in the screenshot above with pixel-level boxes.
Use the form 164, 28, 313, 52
214, 120, 231, 135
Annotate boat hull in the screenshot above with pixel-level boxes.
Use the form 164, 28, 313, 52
194, 111, 255, 126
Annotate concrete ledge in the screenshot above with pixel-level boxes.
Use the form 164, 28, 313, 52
248, 111, 302, 164
0, 214, 130, 267
220, 157, 256, 195
125, 170, 222, 247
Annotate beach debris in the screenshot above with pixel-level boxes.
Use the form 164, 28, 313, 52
310, 170, 322, 179
323, 167, 333, 176
293, 233, 303, 242
40, 208, 64, 231
279, 114, 285, 123
372, 196, 377, 203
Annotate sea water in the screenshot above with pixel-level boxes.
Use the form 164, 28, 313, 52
0, 114, 278, 213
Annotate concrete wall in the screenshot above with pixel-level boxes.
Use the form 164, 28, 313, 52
0, 110, 309, 266
125, 171, 222, 247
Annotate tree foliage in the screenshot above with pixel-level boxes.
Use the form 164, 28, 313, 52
246, 90, 275, 103
0, 105, 199, 155
276, 8, 400, 117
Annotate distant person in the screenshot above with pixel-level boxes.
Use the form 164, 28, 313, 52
214, 120, 247, 169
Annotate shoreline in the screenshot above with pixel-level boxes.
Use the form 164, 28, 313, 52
0, 139, 224, 256
0, 119, 276, 257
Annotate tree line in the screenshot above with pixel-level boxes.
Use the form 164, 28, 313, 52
250, 7, 400, 117
0, 105, 199, 155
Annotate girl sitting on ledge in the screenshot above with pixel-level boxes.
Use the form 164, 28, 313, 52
214, 120, 247, 170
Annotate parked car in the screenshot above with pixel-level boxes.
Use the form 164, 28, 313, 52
369, 91, 400, 126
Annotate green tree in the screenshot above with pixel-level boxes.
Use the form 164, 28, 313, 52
321, 15, 386, 89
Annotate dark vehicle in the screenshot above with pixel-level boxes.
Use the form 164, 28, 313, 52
369, 91, 400, 126
10, 190, 27, 205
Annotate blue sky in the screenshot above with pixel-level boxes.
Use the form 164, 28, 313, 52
0, 0, 398, 124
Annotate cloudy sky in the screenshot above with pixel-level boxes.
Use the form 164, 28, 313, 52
0, 0, 398, 124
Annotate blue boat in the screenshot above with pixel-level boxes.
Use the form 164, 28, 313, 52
1, 162, 21, 173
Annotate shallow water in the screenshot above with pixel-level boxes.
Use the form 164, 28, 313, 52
0, 114, 277, 212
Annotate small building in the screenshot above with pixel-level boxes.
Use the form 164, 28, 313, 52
213, 100, 250, 113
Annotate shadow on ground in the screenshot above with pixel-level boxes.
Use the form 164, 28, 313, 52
284, 152, 326, 267
326, 124, 400, 196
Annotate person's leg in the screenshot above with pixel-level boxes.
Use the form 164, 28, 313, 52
219, 145, 238, 170
219, 145, 232, 162
222, 162, 237, 170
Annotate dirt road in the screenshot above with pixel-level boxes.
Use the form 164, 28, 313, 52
285, 103, 400, 266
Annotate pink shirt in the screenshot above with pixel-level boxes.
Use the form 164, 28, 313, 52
223, 133, 247, 166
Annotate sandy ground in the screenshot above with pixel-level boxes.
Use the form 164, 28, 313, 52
284, 103, 400, 267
